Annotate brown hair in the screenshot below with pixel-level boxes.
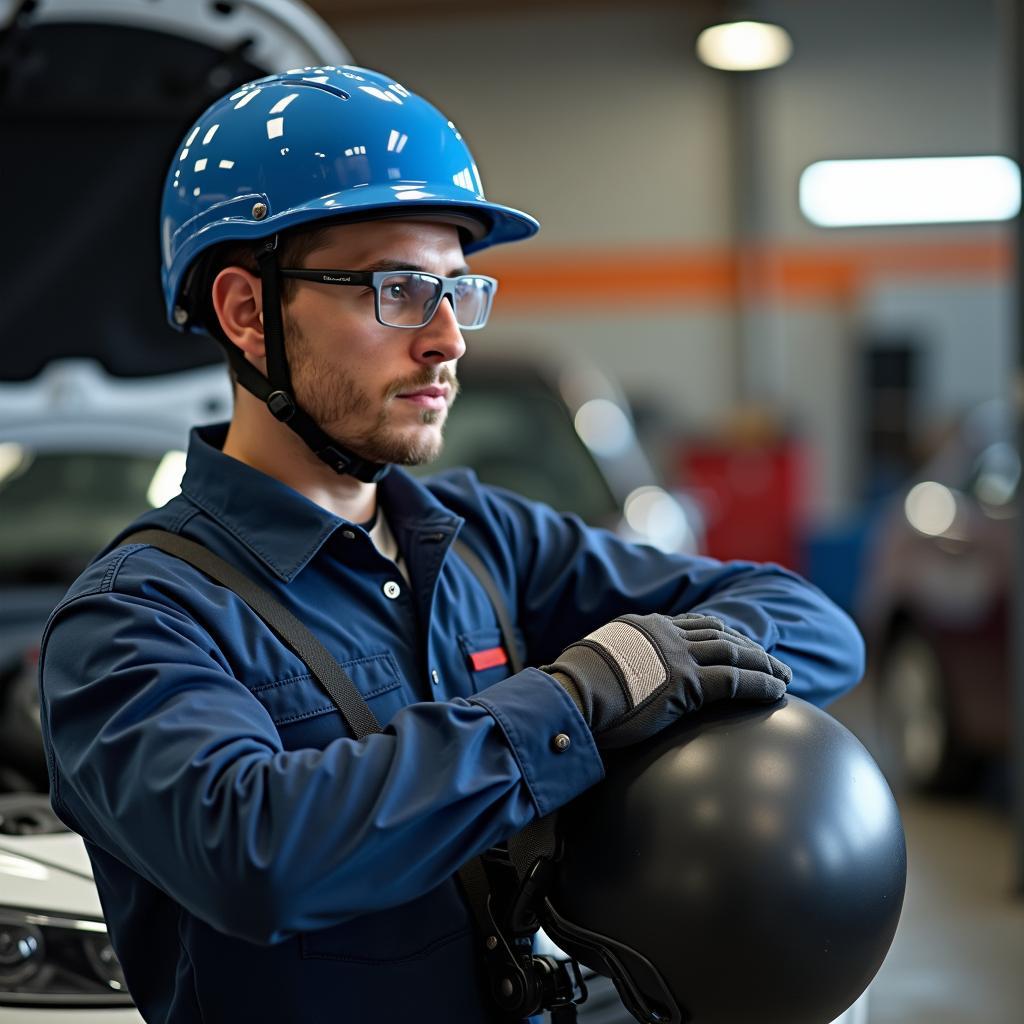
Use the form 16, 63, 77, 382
186, 222, 335, 344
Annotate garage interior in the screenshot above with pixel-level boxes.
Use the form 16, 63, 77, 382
1, 0, 1023, 1022
287, 6, 1024, 1016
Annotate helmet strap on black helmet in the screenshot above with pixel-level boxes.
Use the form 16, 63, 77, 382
218, 238, 390, 484
456, 815, 590, 1022
540, 901, 678, 1024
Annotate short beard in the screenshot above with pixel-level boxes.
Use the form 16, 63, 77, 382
285, 316, 459, 467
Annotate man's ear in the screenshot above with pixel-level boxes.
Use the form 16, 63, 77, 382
211, 266, 265, 361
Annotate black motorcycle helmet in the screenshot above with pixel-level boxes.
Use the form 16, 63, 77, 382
541, 696, 907, 1024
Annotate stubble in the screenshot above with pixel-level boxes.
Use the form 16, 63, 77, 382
286, 317, 459, 466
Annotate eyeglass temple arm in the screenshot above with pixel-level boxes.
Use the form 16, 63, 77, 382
277, 269, 374, 286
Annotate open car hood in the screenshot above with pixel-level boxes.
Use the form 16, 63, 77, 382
0, 0, 351, 381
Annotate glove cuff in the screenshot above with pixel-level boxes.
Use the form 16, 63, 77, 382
545, 669, 588, 719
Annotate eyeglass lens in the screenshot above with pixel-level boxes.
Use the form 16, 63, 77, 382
379, 274, 491, 329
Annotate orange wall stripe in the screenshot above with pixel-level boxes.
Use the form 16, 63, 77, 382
475, 247, 739, 305
472, 237, 1012, 308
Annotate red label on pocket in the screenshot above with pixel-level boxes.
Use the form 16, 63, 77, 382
469, 646, 509, 672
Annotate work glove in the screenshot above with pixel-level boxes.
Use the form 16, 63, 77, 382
543, 612, 791, 749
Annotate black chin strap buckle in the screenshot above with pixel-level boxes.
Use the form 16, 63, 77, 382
477, 850, 588, 1021
318, 445, 353, 475
266, 390, 296, 422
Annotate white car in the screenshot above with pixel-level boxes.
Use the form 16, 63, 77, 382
0, 360, 228, 1021
0, 0, 345, 1013
0, 358, 234, 795
0, 795, 142, 1021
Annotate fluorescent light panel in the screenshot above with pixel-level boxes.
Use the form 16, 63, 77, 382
800, 156, 1021, 227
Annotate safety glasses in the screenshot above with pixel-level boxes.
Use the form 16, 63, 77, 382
278, 267, 498, 330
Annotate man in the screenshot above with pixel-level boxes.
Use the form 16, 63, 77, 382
39, 66, 864, 1023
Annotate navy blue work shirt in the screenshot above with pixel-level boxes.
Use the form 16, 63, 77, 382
39, 423, 864, 1023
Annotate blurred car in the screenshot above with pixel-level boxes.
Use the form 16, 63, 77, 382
0, 1, 348, 1013
0, 357, 234, 795
858, 398, 1017, 792
418, 353, 703, 555
0, 0, 352, 384
0, 794, 141, 1021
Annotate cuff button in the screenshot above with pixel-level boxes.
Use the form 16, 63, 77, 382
551, 733, 571, 753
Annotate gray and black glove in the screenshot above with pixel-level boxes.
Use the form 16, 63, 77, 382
543, 612, 791, 749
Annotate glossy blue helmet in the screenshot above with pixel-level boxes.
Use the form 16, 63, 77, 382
160, 64, 539, 328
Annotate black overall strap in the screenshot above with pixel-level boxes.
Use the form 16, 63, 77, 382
448, 543, 558, 874
452, 538, 523, 675
118, 529, 383, 740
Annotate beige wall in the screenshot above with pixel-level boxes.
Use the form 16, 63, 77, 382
332, 1, 1010, 524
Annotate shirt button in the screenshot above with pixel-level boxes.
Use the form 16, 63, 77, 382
431, 669, 440, 686
383, 580, 401, 599
551, 733, 571, 753
341, 529, 356, 540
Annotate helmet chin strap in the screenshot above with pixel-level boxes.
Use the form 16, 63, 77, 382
226, 238, 390, 484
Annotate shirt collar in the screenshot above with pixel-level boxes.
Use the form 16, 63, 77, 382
179, 423, 460, 582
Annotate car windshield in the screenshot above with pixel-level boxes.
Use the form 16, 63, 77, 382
0, 448, 177, 584
417, 383, 619, 524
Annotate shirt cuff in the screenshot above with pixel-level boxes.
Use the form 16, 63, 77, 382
469, 667, 604, 817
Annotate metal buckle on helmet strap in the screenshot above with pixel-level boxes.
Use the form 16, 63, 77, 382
266, 390, 296, 421
470, 844, 588, 1022
476, 884, 587, 1022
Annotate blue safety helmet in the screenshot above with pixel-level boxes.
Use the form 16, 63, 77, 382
158, 65, 539, 482
160, 64, 539, 327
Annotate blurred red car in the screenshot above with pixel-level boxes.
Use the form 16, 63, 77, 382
857, 399, 1017, 791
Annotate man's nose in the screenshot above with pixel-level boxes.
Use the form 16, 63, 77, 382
412, 294, 467, 364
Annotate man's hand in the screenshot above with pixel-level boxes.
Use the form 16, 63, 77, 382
543, 612, 791, 749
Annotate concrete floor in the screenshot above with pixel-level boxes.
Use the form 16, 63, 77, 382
830, 685, 1024, 1024
868, 794, 1024, 1024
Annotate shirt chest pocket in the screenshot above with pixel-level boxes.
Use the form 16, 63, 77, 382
457, 627, 517, 693
250, 651, 405, 747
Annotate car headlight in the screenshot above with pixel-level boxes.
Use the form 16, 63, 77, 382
0, 907, 133, 1007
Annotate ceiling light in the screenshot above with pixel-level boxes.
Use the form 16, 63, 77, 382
696, 21, 793, 72
904, 481, 958, 537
